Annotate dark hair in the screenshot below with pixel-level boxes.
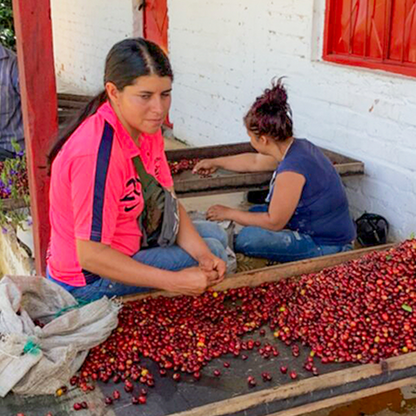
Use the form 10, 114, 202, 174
48, 38, 173, 167
244, 77, 293, 142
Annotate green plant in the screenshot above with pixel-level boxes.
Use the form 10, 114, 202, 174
0, 0, 15, 50
0, 141, 30, 232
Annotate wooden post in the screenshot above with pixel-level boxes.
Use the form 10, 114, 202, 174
12, 0, 58, 275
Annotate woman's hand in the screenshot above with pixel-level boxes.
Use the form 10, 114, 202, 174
197, 253, 226, 286
170, 267, 214, 296
193, 159, 218, 175
206, 205, 234, 222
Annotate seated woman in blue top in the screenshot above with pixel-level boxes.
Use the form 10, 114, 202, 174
193, 79, 356, 262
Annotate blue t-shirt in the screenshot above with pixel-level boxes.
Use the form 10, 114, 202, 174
266, 139, 356, 245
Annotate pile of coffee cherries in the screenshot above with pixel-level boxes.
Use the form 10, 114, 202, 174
168, 158, 200, 175
168, 158, 212, 177
71, 240, 416, 408
271, 239, 416, 364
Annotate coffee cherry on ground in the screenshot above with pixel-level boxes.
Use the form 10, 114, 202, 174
214, 369, 221, 377
261, 372, 272, 382
70, 376, 78, 386
173, 373, 181, 382
247, 375, 257, 387
139, 395, 147, 404
131, 396, 139, 405
223, 362, 230, 368
105, 397, 113, 405
280, 366, 288, 374
193, 371, 201, 380
291, 345, 300, 357
290, 371, 298, 380
73, 403, 82, 411
113, 390, 120, 400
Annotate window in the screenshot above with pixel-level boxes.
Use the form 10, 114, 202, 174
323, 0, 416, 77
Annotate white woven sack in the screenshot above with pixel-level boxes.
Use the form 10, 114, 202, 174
0, 275, 120, 396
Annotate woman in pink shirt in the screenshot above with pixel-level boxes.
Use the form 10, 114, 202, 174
47, 38, 227, 301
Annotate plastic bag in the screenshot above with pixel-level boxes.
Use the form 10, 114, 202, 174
0, 275, 120, 396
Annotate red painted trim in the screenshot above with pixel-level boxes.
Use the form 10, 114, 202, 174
323, 54, 416, 78
323, 0, 416, 78
323, 0, 334, 57
143, 0, 172, 128
12, 0, 58, 275
143, 0, 169, 52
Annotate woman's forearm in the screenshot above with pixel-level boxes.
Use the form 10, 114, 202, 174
76, 240, 175, 291
228, 209, 285, 231
212, 153, 273, 172
175, 203, 212, 261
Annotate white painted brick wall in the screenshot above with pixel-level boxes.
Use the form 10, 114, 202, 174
51, 0, 141, 95
168, 0, 416, 241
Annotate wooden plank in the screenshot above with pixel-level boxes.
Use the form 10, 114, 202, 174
13, 0, 58, 275
57, 99, 86, 109
57, 93, 92, 102
166, 142, 362, 165
166, 142, 364, 197
122, 243, 393, 302
0, 197, 28, 211
169, 352, 416, 416
268, 377, 416, 416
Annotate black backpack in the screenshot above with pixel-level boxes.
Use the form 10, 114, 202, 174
355, 213, 389, 247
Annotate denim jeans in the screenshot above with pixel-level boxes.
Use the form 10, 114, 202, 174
47, 220, 228, 301
234, 205, 353, 263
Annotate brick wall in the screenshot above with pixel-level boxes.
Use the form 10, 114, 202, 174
168, 0, 416, 241
51, 0, 142, 95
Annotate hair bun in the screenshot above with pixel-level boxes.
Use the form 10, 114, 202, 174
265, 77, 288, 107
244, 76, 293, 142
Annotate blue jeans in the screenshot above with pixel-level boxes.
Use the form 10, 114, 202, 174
47, 221, 228, 301
234, 205, 353, 262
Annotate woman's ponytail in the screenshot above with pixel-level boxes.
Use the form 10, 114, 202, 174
48, 91, 107, 169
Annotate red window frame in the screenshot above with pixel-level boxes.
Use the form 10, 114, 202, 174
323, 0, 416, 78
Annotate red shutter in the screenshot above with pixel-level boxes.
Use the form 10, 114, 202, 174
366, 0, 387, 59
331, 0, 352, 54
324, 0, 416, 77
330, 0, 387, 58
388, 0, 416, 63
408, 1, 416, 63
350, 0, 367, 57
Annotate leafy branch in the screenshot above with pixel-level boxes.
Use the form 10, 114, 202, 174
0, 141, 30, 232
0, 0, 16, 50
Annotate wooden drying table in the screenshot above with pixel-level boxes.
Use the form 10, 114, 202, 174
165, 142, 364, 197
3, 243, 416, 416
